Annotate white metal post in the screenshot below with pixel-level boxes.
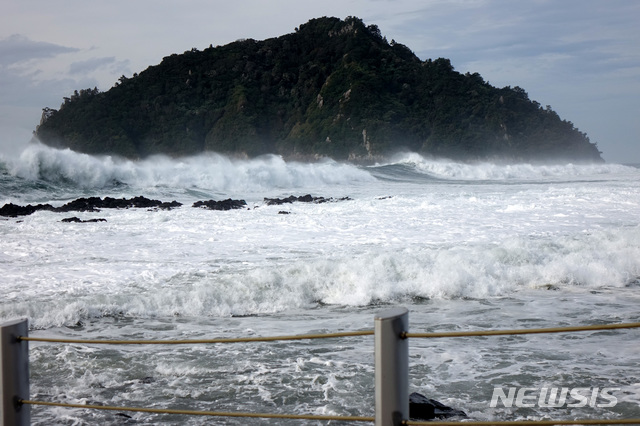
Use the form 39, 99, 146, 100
1, 319, 30, 426
374, 307, 408, 426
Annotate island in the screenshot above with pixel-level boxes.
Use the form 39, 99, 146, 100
34, 16, 603, 163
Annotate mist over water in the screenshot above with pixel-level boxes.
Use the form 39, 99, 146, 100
2, 144, 640, 424
3, 143, 374, 202
3, 143, 637, 199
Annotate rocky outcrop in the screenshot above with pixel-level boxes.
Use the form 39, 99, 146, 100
1, 194, 348, 217
60, 196, 182, 211
61, 217, 107, 223
0, 203, 55, 217
0, 196, 182, 217
192, 199, 247, 210
263, 194, 351, 205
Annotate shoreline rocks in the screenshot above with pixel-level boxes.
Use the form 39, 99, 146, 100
0, 203, 56, 217
192, 199, 247, 211
1, 194, 350, 218
61, 217, 107, 223
0, 196, 183, 217
264, 194, 351, 205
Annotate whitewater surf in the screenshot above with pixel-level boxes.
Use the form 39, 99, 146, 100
1, 144, 639, 424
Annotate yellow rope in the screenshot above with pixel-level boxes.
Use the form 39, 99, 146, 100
20, 322, 640, 425
21, 399, 374, 422
404, 419, 640, 425
403, 322, 640, 339
21, 400, 640, 425
19, 330, 374, 345
19, 322, 640, 345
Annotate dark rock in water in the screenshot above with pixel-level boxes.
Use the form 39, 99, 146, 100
61, 217, 107, 223
409, 392, 467, 421
0, 202, 55, 217
264, 194, 351, 205
115, 412, 133, 419
59, 196, 182, 211
59, 197, 103, 212
263, 195, 311, 205
192, 199, 247, 210
156, 200, 183, 210
1, 196, 182, 217
61, 216, 84, 223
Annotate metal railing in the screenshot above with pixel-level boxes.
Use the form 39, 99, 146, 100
2, 310, 640, 425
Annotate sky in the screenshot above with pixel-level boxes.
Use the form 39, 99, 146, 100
1, 0, 638, 163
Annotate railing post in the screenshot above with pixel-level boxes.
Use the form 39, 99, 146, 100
375, 307, 409, 426
1, 319, 30, 426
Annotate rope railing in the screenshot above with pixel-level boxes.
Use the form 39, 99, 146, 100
405, 419, 640, 425
18, 329, 374, 345
2, 313, 638, 425
17, 321, 640, 346
18, 399, 375, 422
403, 321, 640, 339
17, 400, 640, 425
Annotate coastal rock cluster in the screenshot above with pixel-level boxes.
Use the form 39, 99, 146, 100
0, 194, 350, 219
0, 196, 182, 218
192, 199, 247, 210
264, 194, 352, 205
61, 217, 108, 223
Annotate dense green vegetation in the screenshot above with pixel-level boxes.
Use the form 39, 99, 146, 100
35, 17, 603, 162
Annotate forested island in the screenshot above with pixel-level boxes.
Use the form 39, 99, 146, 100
34, 16, 603, 163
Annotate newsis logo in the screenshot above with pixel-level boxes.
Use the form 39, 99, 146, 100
490, 387, 619, 408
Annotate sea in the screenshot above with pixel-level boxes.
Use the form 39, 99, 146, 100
1, 142, 639, 425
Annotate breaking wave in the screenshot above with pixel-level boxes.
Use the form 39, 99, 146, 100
8, 143, 375, 193
5, 225, 639, 329
373, 152, 639, 182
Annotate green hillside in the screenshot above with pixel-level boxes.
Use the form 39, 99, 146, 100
35, 16, 603, 162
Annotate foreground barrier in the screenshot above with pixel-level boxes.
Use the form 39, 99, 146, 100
2, 310, 640, 425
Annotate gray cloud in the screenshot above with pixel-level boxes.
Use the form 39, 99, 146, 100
0, 34, 79, 67
382, 0, 640, 76
0, 65, 78, 108
69, 56, 116, 74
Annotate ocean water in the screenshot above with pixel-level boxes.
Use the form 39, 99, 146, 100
1, 143, 639, 425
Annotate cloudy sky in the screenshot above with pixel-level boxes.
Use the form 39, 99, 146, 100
1, 0, 638, 162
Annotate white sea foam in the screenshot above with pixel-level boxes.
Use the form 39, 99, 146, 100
3, 145, 640, 424
383, 152, 639, 181
3, 157, 640, 328
9, 142, 375, 194
3, 213, 639, 328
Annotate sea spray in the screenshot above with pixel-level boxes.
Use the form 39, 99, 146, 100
378, 152, 638, 181
4, 225, 639, 329
8, 143, 375, 196
2, 147, 640, 424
